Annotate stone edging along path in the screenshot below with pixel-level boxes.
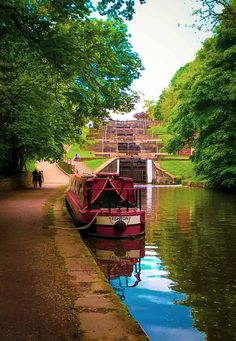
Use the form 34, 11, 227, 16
49, 188, 149, 341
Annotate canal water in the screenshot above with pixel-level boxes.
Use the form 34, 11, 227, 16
84, 186, 236, 341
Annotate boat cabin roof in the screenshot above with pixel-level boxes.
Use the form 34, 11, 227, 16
69, 172, 136, 209
71, 172, 134, 184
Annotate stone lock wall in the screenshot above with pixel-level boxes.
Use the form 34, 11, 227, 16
97, 159, 118, 173
152, 162, 176, 185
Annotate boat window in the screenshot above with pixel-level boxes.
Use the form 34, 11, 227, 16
70, 177, 84, 205
72, 180, 80, 196
91, 181, 135, 209
77, 182, 84, 205
70, 178, 77, 193
91, 190, 120, 209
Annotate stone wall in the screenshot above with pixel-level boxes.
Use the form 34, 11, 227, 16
96, 158, 177, 184
97, 159, 118, 173
0, 172, 32, 191
152, 162, 176, 185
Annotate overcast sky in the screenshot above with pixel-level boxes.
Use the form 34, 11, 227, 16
113, 0, 212, 119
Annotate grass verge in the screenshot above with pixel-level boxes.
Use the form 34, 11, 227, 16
57, 161, 74, 174
85, 158, 107, 170
160, 160, 199, 182
66, 144, 93, 158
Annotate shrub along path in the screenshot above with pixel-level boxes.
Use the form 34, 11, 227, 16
0, 162, 148, 340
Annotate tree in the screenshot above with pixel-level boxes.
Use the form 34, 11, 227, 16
142, 100, 157, 120
0, 1, 143, 175
164, 1, 236, 188
97, 0, 146, 20
192, 0, 233, 31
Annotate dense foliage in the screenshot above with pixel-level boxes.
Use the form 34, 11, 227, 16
0, 0, 144, 175
154, 1, 236, 189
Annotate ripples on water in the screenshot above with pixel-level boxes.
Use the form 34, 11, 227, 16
84, 186, 236, 341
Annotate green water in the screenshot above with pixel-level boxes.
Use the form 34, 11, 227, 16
143, 186, 236, 340
86, 186, 236, 340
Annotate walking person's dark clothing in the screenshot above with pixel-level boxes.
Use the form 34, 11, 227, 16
38, 171, 44, 188
32, 169, 39, 188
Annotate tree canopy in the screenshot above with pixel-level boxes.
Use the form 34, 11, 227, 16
0, 0, 144, 175
154, 1, 236, 188
192, 0, 232, 31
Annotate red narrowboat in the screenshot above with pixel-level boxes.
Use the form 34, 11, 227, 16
65, 172, 145, 238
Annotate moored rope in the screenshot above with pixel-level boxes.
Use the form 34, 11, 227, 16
49, 211, 99, 230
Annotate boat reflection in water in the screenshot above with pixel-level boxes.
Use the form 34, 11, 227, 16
84, 237, 145, 300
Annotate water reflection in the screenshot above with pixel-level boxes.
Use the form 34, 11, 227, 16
84, 237, 145, 300
84, 187, 236, 341
143, 187, 236, 341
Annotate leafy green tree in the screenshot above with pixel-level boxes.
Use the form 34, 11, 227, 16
98, 0, 146, 20
153, 63, 194, 126
164, 1, 236, 188
142, 100, 157, 120
0, 1, 143, 175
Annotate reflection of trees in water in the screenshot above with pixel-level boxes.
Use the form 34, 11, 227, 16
147, 187, 236, 340
142, 187, 160, 241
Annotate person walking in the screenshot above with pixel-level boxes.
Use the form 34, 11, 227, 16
32, 169, 39, 188
38, 171, 44, 188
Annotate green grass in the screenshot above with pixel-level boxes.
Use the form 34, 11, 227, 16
159, 135, 172, 144
66, 144, 93, 158
148, 125, 169, 135
85, 158, 107, 170
67, 145, 107, 170
57, 161, 74, 174
160, 160, 198, 182
47, 206, 55, 222
148, 126, 172, 144
160, 154, 189, 160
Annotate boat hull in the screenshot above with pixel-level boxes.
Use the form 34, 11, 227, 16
87, 223, 145, 239
65, 192, 145, 238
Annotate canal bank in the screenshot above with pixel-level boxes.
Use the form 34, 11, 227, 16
51, 188, 149, 340
0, 162, 149, 340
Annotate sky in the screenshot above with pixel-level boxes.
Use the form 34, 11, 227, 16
112, 0, 212, 120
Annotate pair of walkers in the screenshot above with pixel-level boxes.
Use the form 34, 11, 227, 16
32, 169, 44, 188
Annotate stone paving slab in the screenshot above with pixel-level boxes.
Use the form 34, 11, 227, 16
53, 194, 149, 341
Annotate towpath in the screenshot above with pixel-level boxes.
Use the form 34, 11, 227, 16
73, 160, 91, 175
0, 162, 148, 340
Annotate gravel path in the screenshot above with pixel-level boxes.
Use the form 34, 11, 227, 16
0, 162, 149, 340
0, 163, 79, 340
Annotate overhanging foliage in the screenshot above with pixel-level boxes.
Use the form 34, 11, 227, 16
0, 1, 144, 175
